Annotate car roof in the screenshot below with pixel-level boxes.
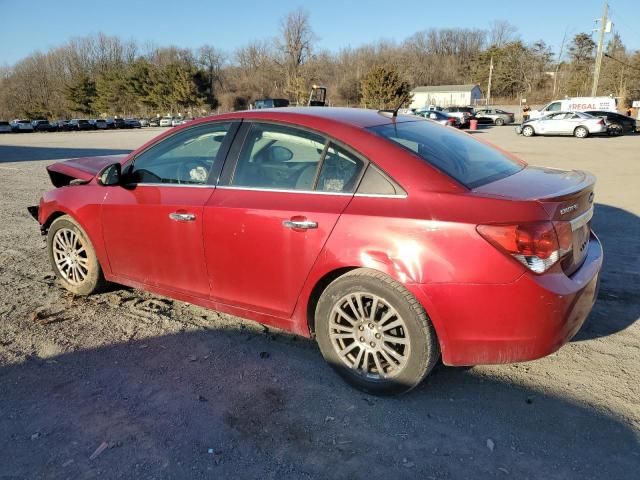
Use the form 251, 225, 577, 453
198, 107, 417, 129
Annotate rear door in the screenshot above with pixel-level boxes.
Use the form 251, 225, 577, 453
101, 121, 238, 297
203, 122, 366, 317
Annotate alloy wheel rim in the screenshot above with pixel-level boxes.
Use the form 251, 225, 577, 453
576, 128, 587, 137
52, 228, 89, 285
329, 292, 410, 379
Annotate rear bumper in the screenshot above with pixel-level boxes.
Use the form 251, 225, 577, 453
412, 233, 603, 366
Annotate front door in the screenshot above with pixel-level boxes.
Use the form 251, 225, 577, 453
101, 122, 237, 297
203, 122, 366, 317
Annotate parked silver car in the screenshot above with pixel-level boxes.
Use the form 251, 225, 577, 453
475, 108, 515, 126
515, 111, 606, 138
10, 119, 34, 132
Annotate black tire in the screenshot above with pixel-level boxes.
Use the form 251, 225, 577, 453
607, 123, 622, 136
522, 125, 535, 137
315, 268, 440, 395
47, 215, 107, 295
574, 126, 589, 138
494, 117, 505, 126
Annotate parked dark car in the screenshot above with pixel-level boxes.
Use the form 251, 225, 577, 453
253, 98, 290, 109
31, 120, 58, 132
414, 109, 460, 127
584, 110, 638, 135
68, 119, 94, 131
124, 118, 142, 129
0, 121, 11, 133
89, 119, 108, 130
55, 120, 72, 131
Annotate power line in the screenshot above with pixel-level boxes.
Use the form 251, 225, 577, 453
603, 52, 640, 73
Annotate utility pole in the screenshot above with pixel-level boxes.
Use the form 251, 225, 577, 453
591, 2, 609, 96
487, 56, 494, 106
553, 29, 568, 97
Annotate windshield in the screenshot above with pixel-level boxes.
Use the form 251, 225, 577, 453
368, 120, 524, 188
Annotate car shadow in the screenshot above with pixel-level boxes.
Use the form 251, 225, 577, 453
0, 326, 637, 479
0, 145, 131, 163
573, 203, 640, 341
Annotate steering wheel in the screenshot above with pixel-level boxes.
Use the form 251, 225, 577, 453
176, 159, 210, 184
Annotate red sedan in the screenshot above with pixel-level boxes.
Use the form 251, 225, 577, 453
30, 108, 603, 394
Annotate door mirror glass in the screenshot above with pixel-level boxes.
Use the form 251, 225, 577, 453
97, 163, 122, 186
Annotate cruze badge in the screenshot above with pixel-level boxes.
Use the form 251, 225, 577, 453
560, 204, 578, 215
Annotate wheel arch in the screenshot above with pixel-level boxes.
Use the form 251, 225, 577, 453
306, 266, 359, 336
41, 210, 68, 234
43, 209, 111, 277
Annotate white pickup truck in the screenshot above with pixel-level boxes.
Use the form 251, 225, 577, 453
529, 97, 617, 119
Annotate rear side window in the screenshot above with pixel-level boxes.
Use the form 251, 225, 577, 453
368, 120, 523, 188
316, 144, 364, 193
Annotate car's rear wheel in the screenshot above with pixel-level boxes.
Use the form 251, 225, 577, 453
574, 126, 589, 138
522, 125, 535, 137
607, 123, 622, 136
47, 215, 107, 295
315, 268, 440, 395
494, 117, 505, 126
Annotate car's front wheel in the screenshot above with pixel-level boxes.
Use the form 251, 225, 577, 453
47, 215, 107, 295
522, 125, 535, 137
315, 269, 440, 395
494, 117, 505, 126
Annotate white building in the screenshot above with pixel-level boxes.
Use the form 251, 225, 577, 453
410, 84, 482, 109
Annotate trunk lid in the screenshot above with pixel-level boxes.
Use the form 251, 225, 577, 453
46, 154, 128, 187
474, 166, 596, 275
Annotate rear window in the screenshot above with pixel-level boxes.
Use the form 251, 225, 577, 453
0, 121, 9, 126
368, 120, 524, 188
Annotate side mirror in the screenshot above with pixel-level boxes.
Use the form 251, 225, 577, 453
97, 163, 122, 186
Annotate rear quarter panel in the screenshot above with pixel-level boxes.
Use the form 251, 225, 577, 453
291, 191, 549, 336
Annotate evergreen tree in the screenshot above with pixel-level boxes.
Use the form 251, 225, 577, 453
360, 66, 411, 109
64, 74, 96, 115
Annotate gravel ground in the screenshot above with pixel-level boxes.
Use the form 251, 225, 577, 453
0, 126, 638, 479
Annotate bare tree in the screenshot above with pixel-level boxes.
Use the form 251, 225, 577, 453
489, 20, 518, 48
277, 8, 315, 103
197, 45, 226, 107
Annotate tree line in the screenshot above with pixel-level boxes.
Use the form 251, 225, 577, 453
1, 11, 639, 120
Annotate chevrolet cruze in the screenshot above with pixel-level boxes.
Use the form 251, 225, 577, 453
30, 108, 603, 394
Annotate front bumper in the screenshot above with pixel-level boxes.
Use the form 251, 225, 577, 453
411, 233, 603, 366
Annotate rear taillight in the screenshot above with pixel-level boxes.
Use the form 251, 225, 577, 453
597, 119, 605, 125
447, 118, 456, 124
477, 221, 572, 273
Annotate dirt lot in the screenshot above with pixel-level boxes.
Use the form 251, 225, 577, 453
0, 126, 638, 479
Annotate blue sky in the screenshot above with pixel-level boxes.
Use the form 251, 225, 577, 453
1, 0, 638, 65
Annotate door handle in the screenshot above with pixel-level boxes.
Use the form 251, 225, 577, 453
169, 212, 196, 222
283, 219, 318, 230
